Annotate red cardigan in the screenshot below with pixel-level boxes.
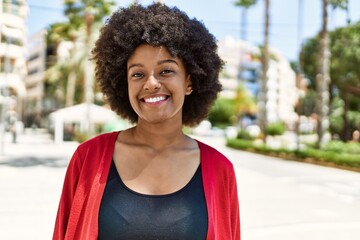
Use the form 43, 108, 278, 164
53, 132, 240, 240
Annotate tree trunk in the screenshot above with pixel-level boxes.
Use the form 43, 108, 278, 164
258, 0, 270, 140
65, 71, 77, 107
315, 0, 331, 148
341, 92, 350, 141
241, 8, 248, 40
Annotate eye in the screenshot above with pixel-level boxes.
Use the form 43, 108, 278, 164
130, 72, 144, 78
160, 69, 174, 75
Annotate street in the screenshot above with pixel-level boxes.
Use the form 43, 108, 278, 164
0, 130, 360, 240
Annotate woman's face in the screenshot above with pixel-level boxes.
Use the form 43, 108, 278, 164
127, 44, 192, 124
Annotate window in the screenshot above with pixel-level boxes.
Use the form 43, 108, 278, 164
29, 53, 40, 61
2, 0, 21, 15
0, 57, 16, 73
1, 34, 23, 46
28, 68, 39, 75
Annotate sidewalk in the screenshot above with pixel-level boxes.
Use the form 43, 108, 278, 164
0, 129, 77, 166
0, 129, 78, 240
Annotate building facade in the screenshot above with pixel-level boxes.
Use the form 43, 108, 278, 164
218, 36, 298, 128
0, 0, 28, 124
24, 29, 47, 127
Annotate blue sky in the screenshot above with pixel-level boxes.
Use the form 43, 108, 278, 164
28, 0, 360, 61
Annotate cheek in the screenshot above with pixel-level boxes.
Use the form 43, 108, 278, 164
127, 83, 138, 105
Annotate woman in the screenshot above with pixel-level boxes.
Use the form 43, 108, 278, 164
53, 3, 240, 240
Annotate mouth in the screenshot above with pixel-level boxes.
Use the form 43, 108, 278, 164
142, 95, 169, 104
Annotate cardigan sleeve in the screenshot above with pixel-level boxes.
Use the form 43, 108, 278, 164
228, 165, 241, 240
198, 140, 240, 240
53, 149, 82, 240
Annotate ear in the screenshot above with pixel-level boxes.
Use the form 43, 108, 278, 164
185, 75, 193, 95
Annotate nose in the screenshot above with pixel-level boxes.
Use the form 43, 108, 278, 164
144, 74, 161, 91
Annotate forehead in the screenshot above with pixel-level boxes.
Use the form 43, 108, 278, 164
127, 44, 174, 64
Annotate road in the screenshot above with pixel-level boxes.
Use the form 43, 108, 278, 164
0, 130, 359, 240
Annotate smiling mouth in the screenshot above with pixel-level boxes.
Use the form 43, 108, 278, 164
143, 96, 169, 103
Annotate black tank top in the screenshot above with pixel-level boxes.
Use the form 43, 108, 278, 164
98, 160, 208, 240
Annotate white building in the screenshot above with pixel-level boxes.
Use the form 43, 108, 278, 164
217, 36, 298, 127
0, 0, 28, 120
268, 49, 298, 125
25, 29, 47, 127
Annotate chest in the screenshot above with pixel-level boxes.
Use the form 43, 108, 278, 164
113, 143, 201, 195
98, 161, 208, 240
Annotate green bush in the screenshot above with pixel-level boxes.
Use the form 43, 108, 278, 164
73, 131, 90, 143
304, 148, 360, 168
227, 138, 256, 150
226, 138, 360, 170
236, 129, 254, 140
266, 122, 286, 136
321, 141, 360, 154
208, 98, 235, 127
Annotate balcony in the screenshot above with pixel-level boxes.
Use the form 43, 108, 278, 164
0, 43, 25, 58
1, 13, 27, 32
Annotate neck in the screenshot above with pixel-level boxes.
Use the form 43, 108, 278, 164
131, 119, 187, 151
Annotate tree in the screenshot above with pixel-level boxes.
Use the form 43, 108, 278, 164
314, 0, 348, 147
329, 21, 360, 140
315, 0, 331, 147
259, 0, 270, 140
234, 0, 257, 40
45, 0, 116, 107
234, 84, 257, 127
301, 12, 360, 142
234, 0, 270, 140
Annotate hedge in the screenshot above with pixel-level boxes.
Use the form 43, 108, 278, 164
226, 138, 360, 171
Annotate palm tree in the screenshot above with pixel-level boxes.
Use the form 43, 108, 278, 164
234, 0, 257, 40
66, 0, 115, 105
315, 0, 329, 147
234, 0, 270, 140
295, 0, 304, 150
316, 0, 348, 147
259, 0, 270, 141
45, 0, 115, 107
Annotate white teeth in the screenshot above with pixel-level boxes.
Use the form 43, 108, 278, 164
144, 96, 166, 103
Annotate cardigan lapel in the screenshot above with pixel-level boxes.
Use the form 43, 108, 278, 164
198, 141, 216, 240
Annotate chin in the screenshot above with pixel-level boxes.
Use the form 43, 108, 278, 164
139, 114, 177, 124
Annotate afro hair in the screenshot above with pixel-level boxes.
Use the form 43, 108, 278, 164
92, 3, 223, 126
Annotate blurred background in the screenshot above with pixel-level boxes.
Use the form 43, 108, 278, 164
1, 0, 360, 149
0, 0, 360, 240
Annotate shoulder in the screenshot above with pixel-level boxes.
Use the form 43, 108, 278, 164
76, 131, 119, 155
196, 139, 234, 172
67, 131, 119, 172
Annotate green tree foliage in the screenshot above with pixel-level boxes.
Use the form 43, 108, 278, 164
234, 0, 257, 8
301, 21, 360, 141
44, 0, 116, 107
234, 84, 257, 118
64, 0, 116, 30
329, 0, 348, 9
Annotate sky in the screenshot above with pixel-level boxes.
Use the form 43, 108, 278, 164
27, 0, 360, 61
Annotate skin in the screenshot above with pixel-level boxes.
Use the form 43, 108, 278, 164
113, 44, 200, 195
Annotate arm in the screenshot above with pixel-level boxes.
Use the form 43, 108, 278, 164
229, 166, 241, 240
53, 150, 82, 240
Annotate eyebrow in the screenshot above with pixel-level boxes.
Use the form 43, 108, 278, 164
158, 59, 178, 66
127, 59, 179, 71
